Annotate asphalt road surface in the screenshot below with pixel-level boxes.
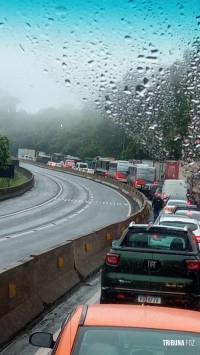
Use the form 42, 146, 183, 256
0, 163, 139, 268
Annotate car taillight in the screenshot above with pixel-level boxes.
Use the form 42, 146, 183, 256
115, 172, 125, 180
106, 253, 120, 265
185, 260, 200, 270
185, 211, 193, 216
194, 236, 200, 243
164, 207, 173, 212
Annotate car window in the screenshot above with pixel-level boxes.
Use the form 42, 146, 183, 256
160, 221, 198, 232
167, 201, 186, 206
72, 327, 200, 355
175, 211, 200, 221
121, 231, 192, 251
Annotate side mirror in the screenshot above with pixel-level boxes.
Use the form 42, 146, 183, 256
111, 240, 118, 247
29, 332, 55, 349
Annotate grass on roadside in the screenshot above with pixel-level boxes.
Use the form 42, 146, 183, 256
0, 171, 26, 188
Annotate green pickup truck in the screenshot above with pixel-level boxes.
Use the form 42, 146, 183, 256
100, 224, 200, 310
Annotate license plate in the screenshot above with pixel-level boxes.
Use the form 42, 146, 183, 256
138, 295, 161, 304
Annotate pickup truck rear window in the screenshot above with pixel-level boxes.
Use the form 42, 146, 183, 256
121, 232, 193, 251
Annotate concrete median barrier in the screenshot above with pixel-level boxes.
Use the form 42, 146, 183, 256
73, 223, 124, 279
0, 241, 80, 346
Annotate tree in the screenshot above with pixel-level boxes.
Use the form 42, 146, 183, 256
0, 136, 10, 167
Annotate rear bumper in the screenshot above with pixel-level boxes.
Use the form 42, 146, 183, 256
100, 287, 200, 309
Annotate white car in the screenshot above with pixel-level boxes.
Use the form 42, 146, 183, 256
175, 209, 200, 222
162, 199, 189, 214
154, 214, 200, 242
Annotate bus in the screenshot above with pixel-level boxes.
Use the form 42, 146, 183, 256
107, 160, 131, 182
126, 164, 156, 187
93, 157, 115, 176
51, 153, 65, 163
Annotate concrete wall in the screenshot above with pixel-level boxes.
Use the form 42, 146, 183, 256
0, 167, 34, 201
0, 163, 149, 347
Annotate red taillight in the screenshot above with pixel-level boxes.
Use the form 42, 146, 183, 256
185, 211, 193, 216
106, 253, 120, 265
194, 236, 200, 243
116, 293, 126, 299
174, 298, 185, 303
185, 260, 200, 270
164, 207, 173, 212
115, 172, 125, 180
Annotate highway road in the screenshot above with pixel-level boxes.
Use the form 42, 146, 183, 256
0, 163, 139, 268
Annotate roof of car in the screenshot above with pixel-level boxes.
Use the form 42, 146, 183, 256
158, 215, 198, 224
167, 199, 187, 203
175, 210, 200, 216
174, 204, 198, 210
74, 304, 200, 331
128, 223, 189, 232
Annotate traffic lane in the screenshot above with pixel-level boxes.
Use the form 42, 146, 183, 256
21, 163, 138, 213
0, 272, 101, 355
0, 180, 132, 268
0, 170, 60, 216
0, 176, 90, 238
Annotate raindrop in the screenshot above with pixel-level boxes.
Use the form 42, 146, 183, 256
19, 44, 25, 51
124, 86, 132, 95
65, 79, 71, 86
137, 67, 144, 73
149, 124, 157, 130
55, 6, 67, 16
146, 56, 158, 60
143, 77, 149, 85
136, 84, 145, 93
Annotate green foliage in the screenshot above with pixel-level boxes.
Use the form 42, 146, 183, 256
0, 171, 25, 188
0, 136, 10, 167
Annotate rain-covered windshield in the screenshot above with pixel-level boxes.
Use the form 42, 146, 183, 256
0, 0, 200, 163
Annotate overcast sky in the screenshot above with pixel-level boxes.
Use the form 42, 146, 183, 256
0, 0, 199, 114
